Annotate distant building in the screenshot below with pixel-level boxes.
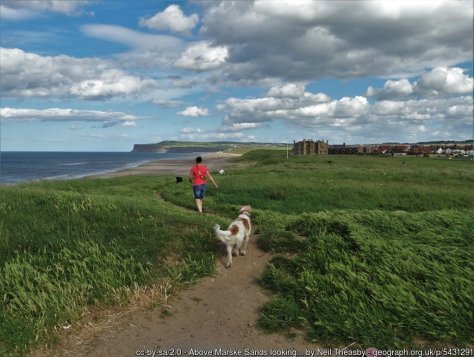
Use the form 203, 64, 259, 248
329, 143, 363, 155
373, 145, 411, 156
408, 145, 432, 156
293, 139, 328, 155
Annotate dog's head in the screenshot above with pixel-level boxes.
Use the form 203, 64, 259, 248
239, 205, 252, 216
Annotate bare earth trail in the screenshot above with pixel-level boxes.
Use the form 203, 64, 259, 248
84, 236, 318, 356
37, 232, 319, 356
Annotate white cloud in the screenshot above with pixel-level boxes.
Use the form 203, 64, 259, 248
81, 24, 185, 70
175, 42, 228, 71
0, 5, 33, 20
178, 106, 209, 117
81, 24, 183, 52
221, 122, 262, 131
221, 97, 284, 114
267, 84, 305, 98
367, 79, 414, 100
217, 82, 473, 143
0, 48, 157, 99
152, 98, 184, 108
368, 67, 473, 100
0, 107, 138, 127
180, 122, 259, 140
335, 96, 369, 117
235, 123, 261, 130
0, 1, 90, 20
295, 102, 336, 118
168, 76, 203, 89
213, 132, 254, 140
179, 131, 254, 141
416, 67, 474, 96
180, 127, 204, 134
219, 86, 338, 122
139, 5, 199, 35
121, 121, 137, 127
69, 69, 155, 99
254, 0, 329, 21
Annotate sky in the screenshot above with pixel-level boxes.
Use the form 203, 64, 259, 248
0, 0, 473, 151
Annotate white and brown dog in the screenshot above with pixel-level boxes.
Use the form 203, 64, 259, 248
214, 205, 252, 268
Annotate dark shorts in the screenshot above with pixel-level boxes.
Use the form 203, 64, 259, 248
193, 184, 207, 199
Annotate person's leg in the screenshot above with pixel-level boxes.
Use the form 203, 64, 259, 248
193, 184, 206, 213
197, 185, 206, 213
195, 198, 203, 213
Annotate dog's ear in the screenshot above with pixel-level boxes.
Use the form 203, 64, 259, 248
239, 205, 252, 214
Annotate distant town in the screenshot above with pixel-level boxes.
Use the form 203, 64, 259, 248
132, 139, 474, 159
293, 139, 474, 158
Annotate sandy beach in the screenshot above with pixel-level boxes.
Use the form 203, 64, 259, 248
92, 152, 240, 178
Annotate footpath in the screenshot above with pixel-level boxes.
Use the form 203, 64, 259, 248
33, 231, 318, 356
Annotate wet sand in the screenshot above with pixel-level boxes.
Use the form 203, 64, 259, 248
92, 152, 240, 178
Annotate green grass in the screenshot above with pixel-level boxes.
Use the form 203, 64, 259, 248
257, 209, 474, 348
1, 150, 473, 353
158, 151, 474, 214
156, 150, 473, 347
0, 177, 223, 355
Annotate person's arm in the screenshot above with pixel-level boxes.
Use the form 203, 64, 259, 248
207, 171, 218, 188
188, 168, 194, 183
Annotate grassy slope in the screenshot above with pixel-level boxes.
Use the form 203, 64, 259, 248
257, 209, 473, 347
0, 177, 232, 355
158, 151, 474, 347
1, 151, 473, 353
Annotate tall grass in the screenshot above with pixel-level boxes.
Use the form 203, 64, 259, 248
1, 239, 149, 352
0, 178, 220, 355
256, 209, 474, 348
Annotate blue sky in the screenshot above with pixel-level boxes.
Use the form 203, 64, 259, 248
1, 0, 473, 151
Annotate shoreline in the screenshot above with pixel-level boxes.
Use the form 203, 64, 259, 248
90, 152, 241, 179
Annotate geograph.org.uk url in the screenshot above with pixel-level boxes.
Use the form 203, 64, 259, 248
368, 348, 473, 357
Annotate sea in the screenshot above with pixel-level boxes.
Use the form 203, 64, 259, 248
0, 151, 196, 185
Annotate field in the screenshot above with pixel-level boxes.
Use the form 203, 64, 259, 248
1, 151, 473, 354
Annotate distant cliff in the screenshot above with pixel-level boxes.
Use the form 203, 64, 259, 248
132, 141, 236, 153
132, 144, 167, 152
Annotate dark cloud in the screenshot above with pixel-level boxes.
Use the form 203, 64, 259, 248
199, 1, 473, 83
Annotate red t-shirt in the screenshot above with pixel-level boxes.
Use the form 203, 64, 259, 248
190, 164, 208, 185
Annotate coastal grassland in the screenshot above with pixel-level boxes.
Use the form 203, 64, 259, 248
1, 151, 473, 352
0, 177, 231, 355
158, 150, 474, 347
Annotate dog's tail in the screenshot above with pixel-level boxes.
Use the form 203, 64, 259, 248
214, 224, 233, 244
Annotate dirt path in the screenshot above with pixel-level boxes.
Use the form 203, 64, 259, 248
36, 234, 318, 356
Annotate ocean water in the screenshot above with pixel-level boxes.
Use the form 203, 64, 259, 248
0, 152, 195, 185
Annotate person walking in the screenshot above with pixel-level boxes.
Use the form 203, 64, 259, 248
188, 156, 218, 214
